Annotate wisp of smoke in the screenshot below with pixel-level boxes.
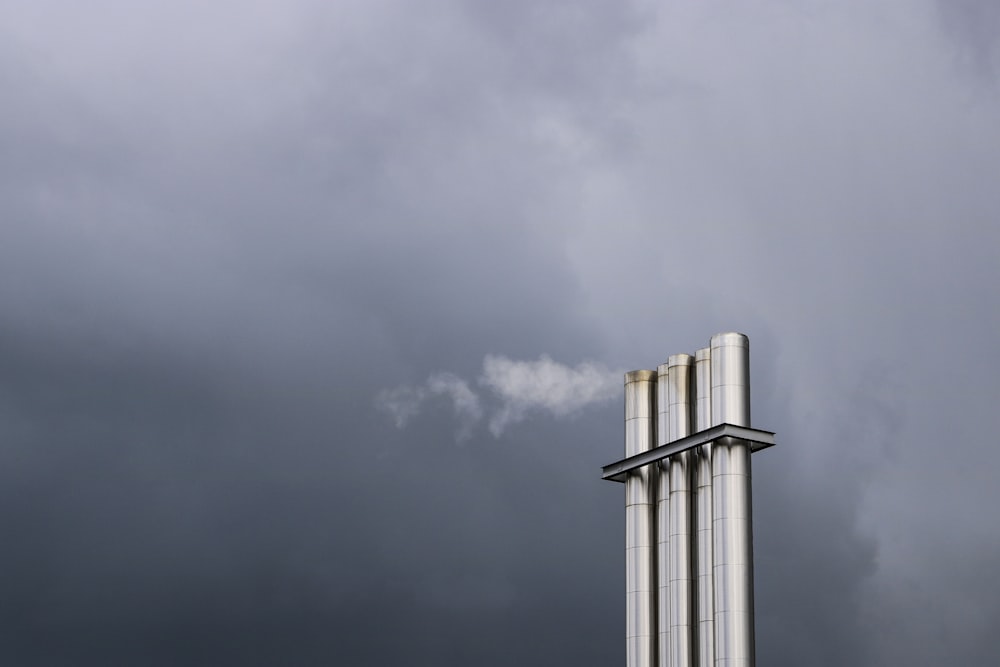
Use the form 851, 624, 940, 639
375, 355, 621, 439
426, 373, 483, 441
375, 373, 482, 441
376, 385, 426, 429
479, 354, 621, 436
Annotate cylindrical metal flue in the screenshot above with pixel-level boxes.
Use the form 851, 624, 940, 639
621, 333, 762, 667
625, 370, 658, 667
693, 347, 715, 667
656, 364, 671, 667
710, 333, 754, 667
666, 355, 695, 667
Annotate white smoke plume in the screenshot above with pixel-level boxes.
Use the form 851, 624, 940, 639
426, 372, 483, 441
376, 384, 426, 429
479, 354, 621, 436
376, 372, 482, 441
376, 355, 622, 439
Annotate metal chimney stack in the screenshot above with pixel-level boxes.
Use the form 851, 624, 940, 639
624, 370, 657, 667
602, 333, 776, 667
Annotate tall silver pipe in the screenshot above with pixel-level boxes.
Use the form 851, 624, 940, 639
656, 364, 671, 667
666, 355, 695, 667
625, 370, 658, 667
694, 347, 714, 667
710, 333, 754, 667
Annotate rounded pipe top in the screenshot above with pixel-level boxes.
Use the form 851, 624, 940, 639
711, 331, 750, 348
695, 347, 711, 362
624, 369, 657, 384
667, 353, 694, 368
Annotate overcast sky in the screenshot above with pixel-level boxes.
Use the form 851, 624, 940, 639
2, 1, 999, 665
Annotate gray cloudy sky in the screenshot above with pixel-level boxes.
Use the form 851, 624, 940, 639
1, 0, 998, 665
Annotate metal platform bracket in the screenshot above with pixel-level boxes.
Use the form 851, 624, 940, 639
601, 423, 776, 482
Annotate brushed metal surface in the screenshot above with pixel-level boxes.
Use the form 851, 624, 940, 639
625, 371, 658, 667
712, 444, 751, 477
657, 364, 671, 449
656, 363, 671, 667
694, 347, 715, 667
626, 370, 657, 423
694, 348, 712, 431
710, 333, 750, 427
710, 333, 754, 667
666, 354, 694, 442
667, 355, 695, 667
657, 463, 670, 667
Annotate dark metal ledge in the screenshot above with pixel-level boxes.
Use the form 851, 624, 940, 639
602, 423, 776, 483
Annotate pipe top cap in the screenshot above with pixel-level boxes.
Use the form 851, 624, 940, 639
710, 331, 749, 348
624, 369, 657, 384
666, 353, 694, 367
695, 347, 711, 362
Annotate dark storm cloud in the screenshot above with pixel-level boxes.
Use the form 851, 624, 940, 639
1, 1, 998, 665
937, 0, 1000, 76
0, 3, 629, 664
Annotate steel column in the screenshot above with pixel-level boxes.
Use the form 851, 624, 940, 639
710, 333, 754, 667
616, 332, 767, 667
694, 347, 715, 667
625, 370, 658, 667
656, 363, 671, 667
665, 355, 695, 667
